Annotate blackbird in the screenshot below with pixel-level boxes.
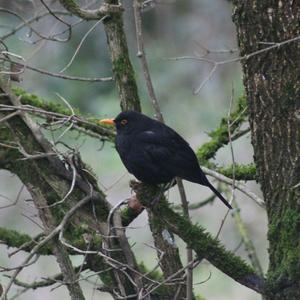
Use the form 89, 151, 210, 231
100, 111, 232, 209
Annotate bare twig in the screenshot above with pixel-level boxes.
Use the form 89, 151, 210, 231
0, 7, 69, 43
231, 197, 264, 277
141, 258, 199, 299
7, 59, 112, 82
169, 35, 300, 93
133, 0, 163, 122
0, 10, 71, 41
41, 153, 77, 208
0, 110, 20, 123
0, 185, 24, 210
60, 17, 106, 73
40, 0, 72, 39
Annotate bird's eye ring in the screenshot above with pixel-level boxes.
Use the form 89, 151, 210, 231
121, 119, 128, 125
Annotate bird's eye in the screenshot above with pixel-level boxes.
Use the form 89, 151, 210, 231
120, 119, 128, 125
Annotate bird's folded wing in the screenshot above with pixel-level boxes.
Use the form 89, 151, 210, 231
136, 131, 173, 160
136, 130, 194, 164
136, 130, 202, 180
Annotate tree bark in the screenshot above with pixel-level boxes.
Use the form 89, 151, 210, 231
232, 2, 300, 299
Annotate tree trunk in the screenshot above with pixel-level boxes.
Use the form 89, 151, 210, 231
232, 2, 300, 299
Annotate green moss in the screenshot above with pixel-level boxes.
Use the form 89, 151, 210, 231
268, 206, 300, 284
121, 207, 141, 227
217, 163, 257, 180
13, 86, 77, 116
0, 227, 32, 248
0, 227, 53, 255
12, 86, 115, 141
99, 269, 114, 287
65, 227, 102, 251
0, 125, 21, 166
113, 56, 128, 76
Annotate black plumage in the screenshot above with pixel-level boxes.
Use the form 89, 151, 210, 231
101, 111, 232, 209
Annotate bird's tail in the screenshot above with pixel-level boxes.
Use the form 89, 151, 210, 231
208, 184, 232, 209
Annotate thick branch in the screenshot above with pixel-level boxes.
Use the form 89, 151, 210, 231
102, 0, 141, 112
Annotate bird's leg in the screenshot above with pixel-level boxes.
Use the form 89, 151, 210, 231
150, 185, 166, 206
151, 179, 176, 206
163, 178, 177, 191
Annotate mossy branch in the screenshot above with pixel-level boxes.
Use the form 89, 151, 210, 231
0, 226, 105, 258
216, 163, 257, 181
132, 181, 265, 294
196, 95, 257, 180
12, 86, 115, 141
197, 95, 247, 163
0, 228, 53, 255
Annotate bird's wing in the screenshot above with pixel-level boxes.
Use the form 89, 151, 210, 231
135, 130, 173, 162
136, 129, 199, 174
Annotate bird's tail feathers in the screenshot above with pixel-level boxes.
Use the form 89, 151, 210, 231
208, 184, 232, 209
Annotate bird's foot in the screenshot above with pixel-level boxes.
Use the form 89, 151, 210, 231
161, 179, 177, 192
150, 194, 162, 206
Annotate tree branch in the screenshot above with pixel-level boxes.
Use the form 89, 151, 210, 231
0, 83, 138, 298
0, 228, 52, 255
11, 86, 115, 141
195, 95, 257, 180
131, 181, 265, 294
58, 0, 123, 20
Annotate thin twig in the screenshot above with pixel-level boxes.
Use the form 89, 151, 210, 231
1, 56, 112, 82
202, 166, 265, 208
169, 35, 300, 93
231, 197, 264, 277
216, 88, 235, 238
0, 184, 24, 210
60, 17, 106, 73
133, 0, 163, 122
0, 10, 71, 40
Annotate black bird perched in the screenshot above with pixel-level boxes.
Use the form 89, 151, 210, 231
100, 111, 232, 209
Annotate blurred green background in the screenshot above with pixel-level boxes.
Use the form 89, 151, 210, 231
0, 0, 267, 299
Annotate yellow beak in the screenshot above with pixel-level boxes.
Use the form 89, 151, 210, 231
99, 118, 115, 126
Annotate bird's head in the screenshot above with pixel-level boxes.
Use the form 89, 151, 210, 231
99, 110, 151, 135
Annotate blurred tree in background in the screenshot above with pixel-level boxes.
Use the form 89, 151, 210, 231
0, 1, 299, 300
